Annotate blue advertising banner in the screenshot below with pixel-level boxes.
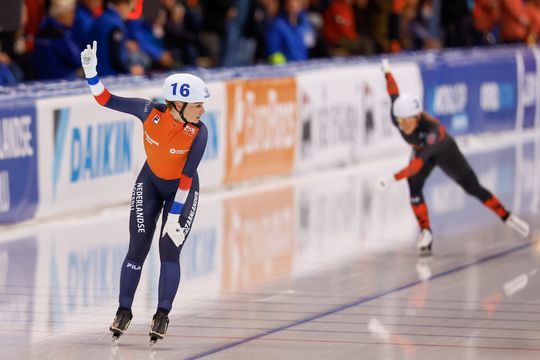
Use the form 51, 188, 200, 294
421, 52, 518, 135
0, 100, 38, 223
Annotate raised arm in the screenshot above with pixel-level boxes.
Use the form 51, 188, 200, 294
80, 41, 154, 122
382, 59, 400, 101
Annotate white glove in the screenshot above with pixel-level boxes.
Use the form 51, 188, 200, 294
381, 58, 391, 73
80, 40, 98, 78
375, 175, 395, 192
162, 213, 185, 247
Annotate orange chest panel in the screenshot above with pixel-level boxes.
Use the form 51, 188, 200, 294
142, 109, 200, 180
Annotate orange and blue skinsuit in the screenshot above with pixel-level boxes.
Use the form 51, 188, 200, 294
88, 76, 207, 313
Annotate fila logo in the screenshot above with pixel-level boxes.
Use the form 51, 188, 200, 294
127, 262, 141, 271
184, 125, 196, 135
170, 148, 188, 155
152, 115, 160, 124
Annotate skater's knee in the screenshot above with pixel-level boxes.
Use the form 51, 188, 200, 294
159, 238, 182, 262
126, 243, 151, 263
410, 194, 424, 205
457, 171, 490, 200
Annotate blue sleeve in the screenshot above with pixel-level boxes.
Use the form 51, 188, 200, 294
104, 95, 156, 122
182, 123, 208, 177
265, 21, 282, 56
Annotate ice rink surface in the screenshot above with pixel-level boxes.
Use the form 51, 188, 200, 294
1, 132, 540, 359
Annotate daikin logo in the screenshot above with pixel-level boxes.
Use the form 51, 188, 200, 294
52, 108, 134, 197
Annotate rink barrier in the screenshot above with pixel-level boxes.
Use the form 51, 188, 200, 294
0, 99, 39, 223
0, 45, 537, 224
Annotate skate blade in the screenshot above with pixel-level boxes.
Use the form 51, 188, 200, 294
150, 336, 158, 346
111, 331, 122, 342
149, 330, 165, 339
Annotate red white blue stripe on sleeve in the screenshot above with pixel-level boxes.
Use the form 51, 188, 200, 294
86, 75, 111, 105
170, 175, 193, 215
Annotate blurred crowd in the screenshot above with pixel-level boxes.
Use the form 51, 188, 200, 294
1, 0, 540, 86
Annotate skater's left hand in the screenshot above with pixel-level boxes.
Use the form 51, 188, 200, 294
375, 175, 395, 192
80, 41, 98, 78
163, 213, 185, 247
381, 58, 391, 74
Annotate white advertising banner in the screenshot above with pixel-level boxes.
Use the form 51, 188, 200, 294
137, 82, 226, 190
35, 90, 146, 219
295, 62, 423, 173
295, 65, 364, 172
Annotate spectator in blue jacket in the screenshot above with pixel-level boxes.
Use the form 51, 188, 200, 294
73, 0, 102, 50
89, 0, 144, 76
126, 18, 174, 70
266, 0, 315, 64
33, 0, 81, 80
0, 52, 20, 86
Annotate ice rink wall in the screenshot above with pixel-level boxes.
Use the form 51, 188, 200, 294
0, 45, 538, 224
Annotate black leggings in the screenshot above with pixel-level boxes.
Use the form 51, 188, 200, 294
408, 165, 492, 204
407, 136, 488, 203
119, 162, 199, 311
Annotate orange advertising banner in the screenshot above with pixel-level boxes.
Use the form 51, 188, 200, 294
222, 186, 295, 291
225, 77, 298, 184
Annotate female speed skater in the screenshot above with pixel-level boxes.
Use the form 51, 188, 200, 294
378, 59, 530, 256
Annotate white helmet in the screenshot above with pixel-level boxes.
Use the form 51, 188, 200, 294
163, 73, 210, 103
392, 93, 422, 118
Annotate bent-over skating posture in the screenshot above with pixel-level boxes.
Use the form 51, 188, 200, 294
378, 59, 530, 256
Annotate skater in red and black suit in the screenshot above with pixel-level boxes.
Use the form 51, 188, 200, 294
378, 59, 530, 256
81, 41, 209, 344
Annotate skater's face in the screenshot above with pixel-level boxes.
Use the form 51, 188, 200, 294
397, 115, 419, 135
170, 101, 205, 123
182, 102, 205, 123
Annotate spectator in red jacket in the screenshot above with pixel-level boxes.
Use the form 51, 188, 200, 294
525, 0, 540, 41
499, 0, 535, 43
323, 0, 374, 55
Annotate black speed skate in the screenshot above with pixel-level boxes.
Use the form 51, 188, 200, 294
110, 308, 133, 342
149, 310, 169, 345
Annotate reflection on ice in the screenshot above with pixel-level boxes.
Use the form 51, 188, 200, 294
1, 133, 540, 353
